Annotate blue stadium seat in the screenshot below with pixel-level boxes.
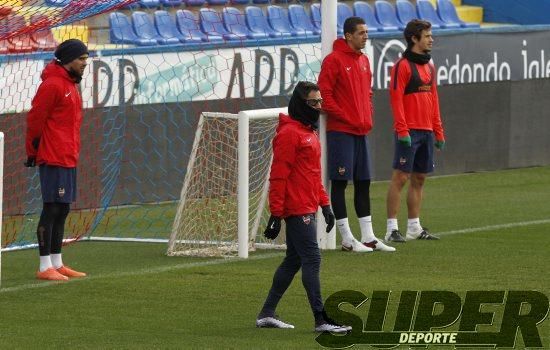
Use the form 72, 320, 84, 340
437, 0, 480, 28
206, 0, 228, 5
139, 0, 160, 8
175, 9, 209, 42
44, 0, 70, 6
133, 11, 179, 44
395, 0, 417, 27
353, 1, 383, 32
223, 7, 262, 39
252, 0, 268, 3
245, 6, 285, 38
267, 5, 299, 37
288, 4, 319, 36
109, 12, 157, 46
417, 0, 459, 28
337, 3, 353, 35
200, 8, 243, 41
154, 10, 186, 43
160, 0, 183, 6
183, 0, 205, 5
310, 3, 321, 31
374, 0, 402, 31
230, 0, 250, 4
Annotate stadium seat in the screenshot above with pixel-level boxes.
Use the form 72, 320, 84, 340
374, 0, 401, 31
336, 3, 353, 35
206, 0, 228, 5
0, 6, 13, 17
252, 0, 268, 3
175, 9, 208, 42
200, 8, 243, 41
160, 0, 183, 6
395, 0, 417, 27
437, 0, 480, 28
223, 7, 264, 39
245, 6, 285, 38
183, 0, 205, 5
288, 4, 319, 36
133, 11, 179, 44
230, 0, 249, 4
154, 10, 187, 43
139, 0, 160, 8
417, 0, 459, 29
30, 14, 58, 51
267, 5, 300, 37
0, 39, 8, 54
44, 0, 70, 6
310, 3, 321, 32
353, 1, 383, 32
109, 12, 157, 46
5, 15, 34, 53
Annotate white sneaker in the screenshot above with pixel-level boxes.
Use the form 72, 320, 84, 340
256, 316, 295, 329
405, 228, 440, 241
363, 239, 396, 252
315, 322, 351, 333
341, 239, 373, 253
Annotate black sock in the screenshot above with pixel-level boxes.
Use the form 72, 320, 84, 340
354, 180, 371, 218
51, 203, 70, 255
331, 180, 348, 220
37, 203, 61, 256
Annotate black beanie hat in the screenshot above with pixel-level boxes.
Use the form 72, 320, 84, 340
55, 39, 88, 65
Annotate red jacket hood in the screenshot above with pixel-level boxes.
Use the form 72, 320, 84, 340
277, 113, 313, 132
41, 60, 74, 83
332, 38, 363, 57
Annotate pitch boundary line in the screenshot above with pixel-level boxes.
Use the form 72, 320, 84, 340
2, 218, 549, 293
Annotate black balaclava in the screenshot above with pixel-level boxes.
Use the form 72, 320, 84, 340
288, 81, 320, 129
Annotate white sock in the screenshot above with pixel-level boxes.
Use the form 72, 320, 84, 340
39, 255, 53, 272
358, 216, 376, 243
336, 218, 355, 244
50, 253, 63, 269
386, 218, 398, 235
407, 218, 422, 234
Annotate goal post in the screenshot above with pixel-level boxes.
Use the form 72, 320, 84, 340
167, 108, 287, 258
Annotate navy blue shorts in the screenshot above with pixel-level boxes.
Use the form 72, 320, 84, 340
39, 165, 77, 203
392, 130, 435, 174
327, 131, 371, 181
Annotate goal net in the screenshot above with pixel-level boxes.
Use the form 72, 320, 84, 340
167, 108, 287, 258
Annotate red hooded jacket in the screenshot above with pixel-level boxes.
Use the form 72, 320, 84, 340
269, 114, 330, 218
317, 38, 374, 135
26, 60, 83, 167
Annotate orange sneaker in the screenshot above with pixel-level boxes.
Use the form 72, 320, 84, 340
36, 268, 69, 281
56, 265, 86, 278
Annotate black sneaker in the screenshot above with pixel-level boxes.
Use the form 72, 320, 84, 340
406, 228, 440, 240
385, 229, 406, 243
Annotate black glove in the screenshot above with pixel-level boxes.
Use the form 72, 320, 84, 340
32, 138, 40, 150
24, 156, 36, 167
264, 215, 281, 240
321, 205, 335, 233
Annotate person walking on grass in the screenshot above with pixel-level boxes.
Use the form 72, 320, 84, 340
25, 39, 89, 281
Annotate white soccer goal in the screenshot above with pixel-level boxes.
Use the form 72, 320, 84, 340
0, 132, 4, 287
167, 108, 288, 258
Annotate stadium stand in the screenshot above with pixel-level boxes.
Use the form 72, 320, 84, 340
200, 7, 244, 41
44, 0, 70, 6
133, 11, 180, 44
154, 10, 187, 43
30, 14, 58, 50
160, 0, 183, 6
374, 0, 401, 31
222, 7, 260, 39
267, 5, 298, 37
437, 0, 480, 28
110, 12, 158, 45
353, 1, 383, 32
245, 5, 285, 38
417, 0, 460, 28
395, 0, 417, 27
175, 9, 209, 42
138, 0, 161, 8
288, 4, 319, 36
336, 2, 353, 35
5, 15, 34, 53
183, 0, 206, 6
310, 3, 321, 32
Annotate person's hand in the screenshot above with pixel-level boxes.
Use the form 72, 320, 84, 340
398, 135, 411, 147
32, 138, 40, 150
24, 156, 36, 167
435, 140, 445, 150
321, 205, 335, 233
264, 215, 281, 240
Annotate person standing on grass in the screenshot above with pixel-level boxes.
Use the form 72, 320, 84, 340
256, 81, 350, 333
385, 20, 446, 243
318, 16, 394, 253
25, 39, 89, 281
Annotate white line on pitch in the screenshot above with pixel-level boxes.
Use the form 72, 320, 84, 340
0, 252, 284, 294
436, 218, 550, 236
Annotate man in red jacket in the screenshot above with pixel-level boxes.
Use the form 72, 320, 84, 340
385, 20, 445, 242
256, 82, 349, 333
25, 39, 89, 281
318, 17, 394, 253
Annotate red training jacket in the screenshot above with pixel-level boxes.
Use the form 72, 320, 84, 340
269, 114, 330, 218
317, 38, 374, 135
389, 58, 445, 141
26, 60, 83, 167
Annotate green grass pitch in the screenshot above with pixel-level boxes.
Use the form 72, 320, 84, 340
1, 166, 549, 349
